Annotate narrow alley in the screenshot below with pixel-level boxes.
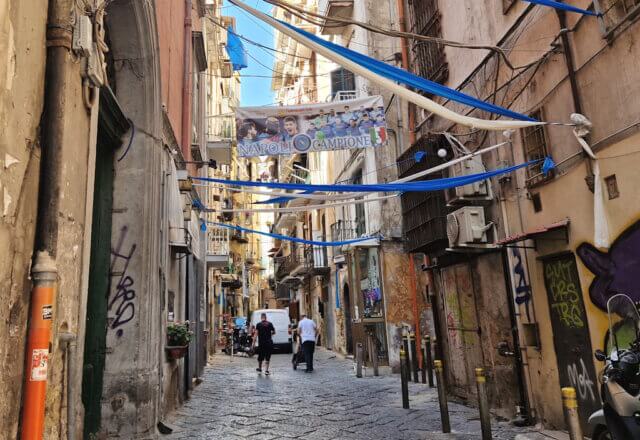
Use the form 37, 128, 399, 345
166, 351, 536, 440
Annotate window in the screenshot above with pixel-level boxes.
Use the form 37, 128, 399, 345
605, 174, 620, 199
598, 0, 640, 33
330, 68, 356, 96
521, 110, 552, 186
352, 170, 366, 236
408, 0, 448, 85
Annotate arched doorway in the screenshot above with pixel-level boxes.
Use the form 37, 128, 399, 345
343, 283, 353, 354
80, 0, 163, 437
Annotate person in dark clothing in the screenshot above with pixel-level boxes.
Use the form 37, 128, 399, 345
254, 313, 275, 375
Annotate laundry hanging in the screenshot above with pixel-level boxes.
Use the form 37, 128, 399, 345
209, 222, 378, 247
522, 0, 600, 16
193, 159, 540, 193
228, 0, 545, 131
225, 26, 249, 71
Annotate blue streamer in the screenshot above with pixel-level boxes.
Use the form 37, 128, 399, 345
280, 21, 535, 122
522, 0, 599, 16
209, 222, 377, 247
226, 26, 249, 71
193, 160, 537, 193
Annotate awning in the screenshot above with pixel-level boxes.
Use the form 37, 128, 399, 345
497, 218, 570, 246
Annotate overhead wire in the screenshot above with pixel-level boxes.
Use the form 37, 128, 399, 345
262, 0, 541, 71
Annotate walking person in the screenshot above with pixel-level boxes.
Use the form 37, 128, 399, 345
298, 314, 318, 373
254, 313, 275, 375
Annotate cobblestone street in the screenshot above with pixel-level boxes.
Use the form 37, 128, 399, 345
166, 349, 538, 439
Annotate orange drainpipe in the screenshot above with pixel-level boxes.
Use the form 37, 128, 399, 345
20, 253, 57, 439
408, 253, 423, 369
396, 0, 416, 144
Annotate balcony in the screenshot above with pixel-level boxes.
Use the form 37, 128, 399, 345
207, 114, 234, 166
276, 244, 309, 283
306, 245, 330, 275
331, 220, 362, 242
318, 0, 354, 35
206, 227, 230, 268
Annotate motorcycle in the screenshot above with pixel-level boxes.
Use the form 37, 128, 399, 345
223, 317, 254, 357
589, 294, 640, 440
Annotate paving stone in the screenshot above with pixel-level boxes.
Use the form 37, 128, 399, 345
165, 349, 539, 439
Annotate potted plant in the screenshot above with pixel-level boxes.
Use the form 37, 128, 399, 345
165, 321, 193, 360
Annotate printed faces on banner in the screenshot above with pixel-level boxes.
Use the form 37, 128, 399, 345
236, 96, 388, 157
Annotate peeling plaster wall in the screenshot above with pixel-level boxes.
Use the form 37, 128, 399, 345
0, 1, 94, 438
381, 242, 425, 371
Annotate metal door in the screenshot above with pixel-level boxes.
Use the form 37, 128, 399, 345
542, 252, 600, 433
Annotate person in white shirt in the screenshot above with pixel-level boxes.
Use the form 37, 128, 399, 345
297, 314, 318, 373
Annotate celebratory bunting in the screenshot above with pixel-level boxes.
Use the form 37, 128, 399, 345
236, 96, 387, 157
279, 21, 533, 122
228, 0, 544, 131
193, 159, 543, 193
522, 0, 600, 16
209, 222, 378, 247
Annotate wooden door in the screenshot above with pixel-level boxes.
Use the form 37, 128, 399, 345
439, 263, 484, 398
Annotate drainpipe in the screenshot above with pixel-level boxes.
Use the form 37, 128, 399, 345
395, 0, 416, 145
182, 0, 193, 163
59, 332, 77, 440
20, 1, 71, 436
555, 6, 594, 184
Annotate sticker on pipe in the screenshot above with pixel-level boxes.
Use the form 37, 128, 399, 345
42, 305, 52, 320
30, 349, 49, 381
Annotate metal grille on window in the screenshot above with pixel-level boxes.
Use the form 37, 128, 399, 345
521, 110, 551, 185
407, 0, 448, 86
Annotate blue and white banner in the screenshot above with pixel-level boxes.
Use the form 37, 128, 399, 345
236, 95, 387, 157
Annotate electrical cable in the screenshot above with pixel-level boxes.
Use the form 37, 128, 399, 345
263, 0, 541, 71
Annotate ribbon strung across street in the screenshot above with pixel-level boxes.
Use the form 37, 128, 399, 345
208, 222, 379, 247
521, 0, 600, 16
279, 21, 534, 122
228, 0, 544, 131
193, 159, 542, 193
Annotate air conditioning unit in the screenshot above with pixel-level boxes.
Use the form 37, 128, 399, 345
446, 206, 492, 248
446, 156, 493, 205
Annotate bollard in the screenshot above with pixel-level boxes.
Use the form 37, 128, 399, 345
475, 368, 492, 440
410, 332, 419, 383
425, 336, 434, 387
562, 387, 583, 440
356, 343, 364, 378
421, 337, 427, 384
434, 360, 451, 433
400, 348, 410, 409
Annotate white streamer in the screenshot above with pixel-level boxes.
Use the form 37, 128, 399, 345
229, 0, 544, 131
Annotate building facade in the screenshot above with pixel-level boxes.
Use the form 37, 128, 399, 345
0, 0, 224, 437
400, 0, 640, 430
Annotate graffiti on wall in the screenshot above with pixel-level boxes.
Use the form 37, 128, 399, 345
577, 220, 640, 311
109, 226, 137, 337
511, 248, 532, 314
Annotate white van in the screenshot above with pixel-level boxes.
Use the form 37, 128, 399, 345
250, 309, 292, 353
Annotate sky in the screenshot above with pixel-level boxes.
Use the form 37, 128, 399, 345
224, 0, 276, 107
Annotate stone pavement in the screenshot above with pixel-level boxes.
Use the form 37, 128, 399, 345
166, 349, 540, 439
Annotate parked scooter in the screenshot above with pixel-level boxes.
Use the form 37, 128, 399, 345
589, 294, 640, 440
223, 317, 254, 357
